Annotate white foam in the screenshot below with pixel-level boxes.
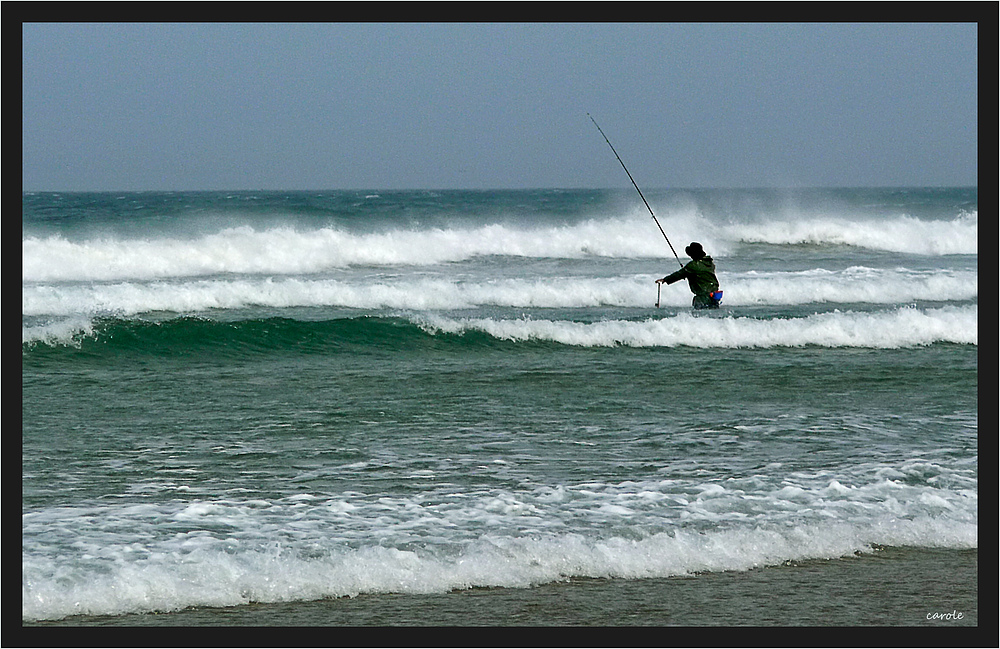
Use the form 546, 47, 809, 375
22, 468, 977, 621
21, 210, 975, 283
21, 217, 680, 283
728, 267, 977, 306
724, 211, 977, 255
418, 305, 977, 349
21, 316, 96, 347
21, 267, 978, 320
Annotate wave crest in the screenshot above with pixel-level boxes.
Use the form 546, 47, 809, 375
23, 306, 977, 353
22, 211, 977, 283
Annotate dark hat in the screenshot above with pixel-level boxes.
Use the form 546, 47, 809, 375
685, 242, 705, 259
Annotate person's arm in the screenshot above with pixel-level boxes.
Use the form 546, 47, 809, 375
657, 266, 688, 285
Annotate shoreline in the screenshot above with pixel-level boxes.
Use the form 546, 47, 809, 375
25, 546, 978, 628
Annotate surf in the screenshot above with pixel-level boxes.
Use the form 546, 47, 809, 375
723, 210, 978, 256
22, 266, 977, 321
22, 473, 976, 622
22, 304, 979, 356
417, 305, 977, 349
21, 209, 976, 284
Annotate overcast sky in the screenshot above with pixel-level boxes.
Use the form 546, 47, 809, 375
22, 22, 978, 192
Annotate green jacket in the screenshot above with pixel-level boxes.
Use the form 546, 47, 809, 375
663, 256, 720, 298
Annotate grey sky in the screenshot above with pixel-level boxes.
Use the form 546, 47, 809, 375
22, 22, 978, 192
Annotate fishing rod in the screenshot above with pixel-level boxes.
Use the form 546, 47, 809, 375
588, 113, 683, 270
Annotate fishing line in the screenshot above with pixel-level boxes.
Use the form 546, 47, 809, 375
588, 113, 683, 269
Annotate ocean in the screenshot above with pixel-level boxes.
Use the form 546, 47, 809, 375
22, 187, 978, 627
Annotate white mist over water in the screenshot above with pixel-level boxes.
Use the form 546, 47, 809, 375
724, 211, 978, 256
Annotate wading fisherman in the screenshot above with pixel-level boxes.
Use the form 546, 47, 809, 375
586, 115, 722, 309
656, 242, 723, 309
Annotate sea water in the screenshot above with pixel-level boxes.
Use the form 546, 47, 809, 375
22, 188, 978, 623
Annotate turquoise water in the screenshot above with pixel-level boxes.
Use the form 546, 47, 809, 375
22, 188, 977, 623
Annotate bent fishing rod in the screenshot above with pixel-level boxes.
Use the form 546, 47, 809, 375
588, 113, 683, 271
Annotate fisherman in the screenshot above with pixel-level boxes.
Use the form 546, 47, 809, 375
656, 242, 723, 309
